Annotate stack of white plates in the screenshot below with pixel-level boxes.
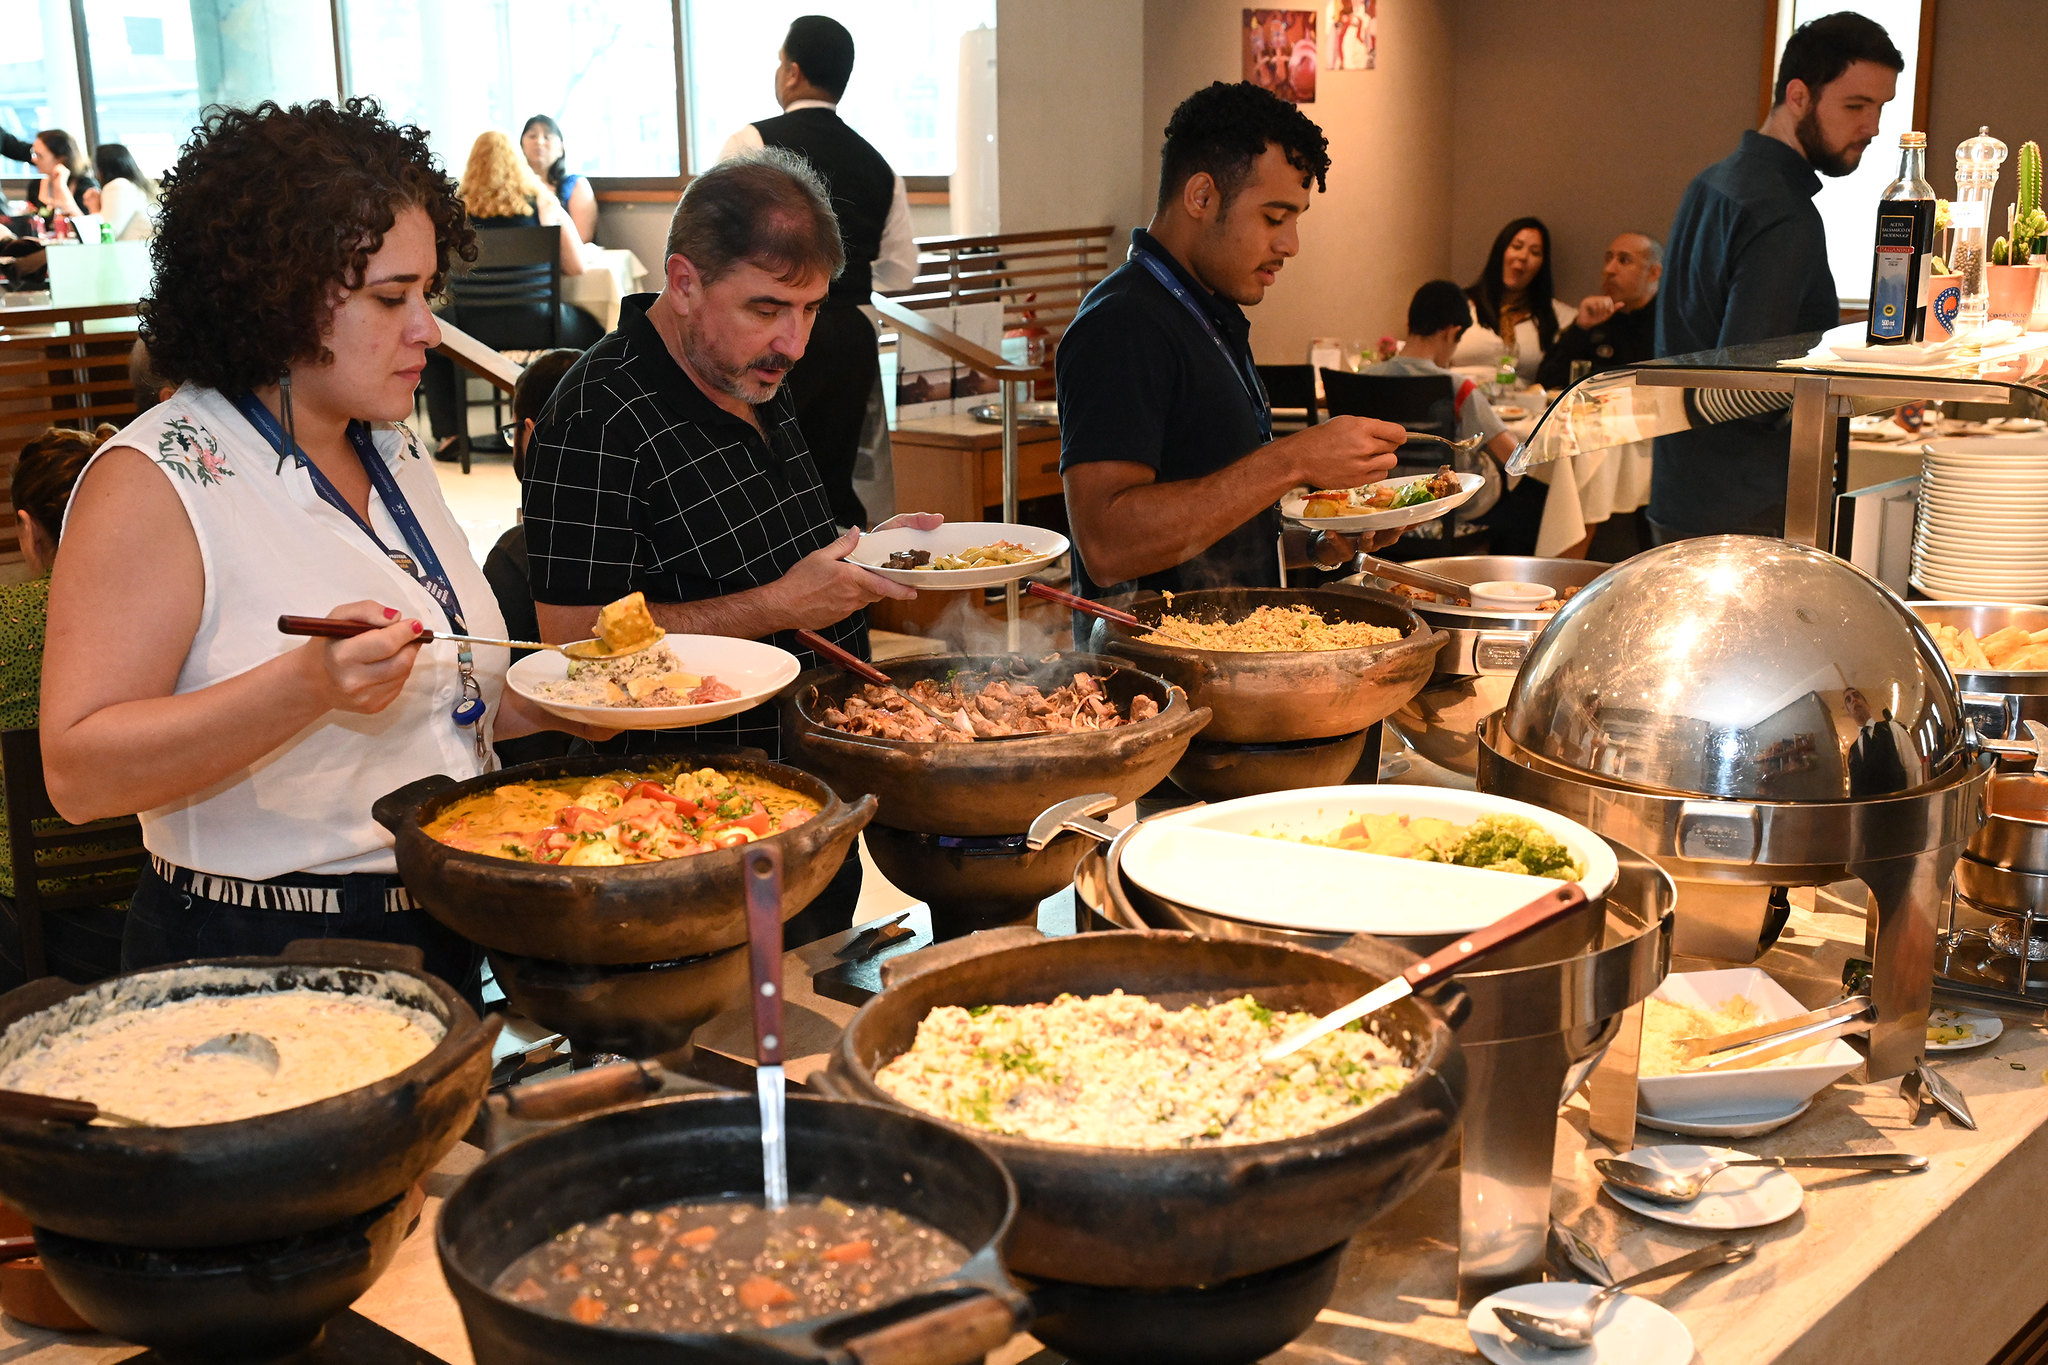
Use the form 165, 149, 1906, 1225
1913, 441, 2048, 602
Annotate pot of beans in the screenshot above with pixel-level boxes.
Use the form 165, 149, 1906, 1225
437, 1069, 1030, 1365
1085, 586, 1444, 744
0, 938, 497, 1248
375, 752, 876, 965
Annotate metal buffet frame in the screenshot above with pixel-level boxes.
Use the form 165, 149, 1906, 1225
1507, 331, 2048, 553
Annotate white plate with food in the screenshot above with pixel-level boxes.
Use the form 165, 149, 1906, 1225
846, 521, 1069, 588
1635, 969, 1863, 1123
1468, 1281, 1693, 1365
508, 633, 800, 731
1601, 1144, 1804, 1230
1280, 470, 1486, 532
1117, 786, 1617, 937
1495, 404, 1532, 421
1927, 1007, 2004, 1051
1635, 1099, 1812, 1139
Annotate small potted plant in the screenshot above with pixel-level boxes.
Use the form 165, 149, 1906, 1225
1988, 140, 2044, 326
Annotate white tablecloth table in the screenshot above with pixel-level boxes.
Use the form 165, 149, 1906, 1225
1492, 385, 1652, 556
564, 246, 646, 333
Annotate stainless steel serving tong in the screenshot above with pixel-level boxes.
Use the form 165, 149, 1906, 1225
1674, 995, 1872, 1071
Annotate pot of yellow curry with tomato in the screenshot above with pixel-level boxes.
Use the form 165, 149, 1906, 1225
374, 755, 875, 966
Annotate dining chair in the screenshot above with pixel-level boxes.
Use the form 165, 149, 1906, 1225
0, 727, 144, 985
1256, 363, 1319, 429
1318, 369, 1491, 561
443, 225, 563, 473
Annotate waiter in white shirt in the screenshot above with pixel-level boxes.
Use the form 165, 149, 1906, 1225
719, 14, 917, 530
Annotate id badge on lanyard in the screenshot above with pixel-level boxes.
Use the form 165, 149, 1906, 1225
230, 391, 489, 766
1129, 246, 1274, 443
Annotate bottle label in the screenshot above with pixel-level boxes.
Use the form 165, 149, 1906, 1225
1870, 212, 1917, 339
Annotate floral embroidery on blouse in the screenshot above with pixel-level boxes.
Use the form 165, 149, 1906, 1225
156, 416, 234, 486
393, 424, 427, 462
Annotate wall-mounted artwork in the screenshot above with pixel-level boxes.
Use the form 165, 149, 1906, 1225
1325, 0, 1376, 70
1242, 9, 1317, 103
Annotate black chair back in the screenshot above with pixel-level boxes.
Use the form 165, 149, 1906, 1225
1256, 364, 1319, 426
1317, 368, 1491, 560
0, 727, 144, 979
448, 225, 563, 347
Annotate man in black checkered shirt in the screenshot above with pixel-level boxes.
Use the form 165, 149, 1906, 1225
524, 150, 941, 936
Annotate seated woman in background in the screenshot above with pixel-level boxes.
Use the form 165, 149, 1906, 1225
0, 423, 128, 987
423, 130, 602, 459
81, 144, 159, 240
0, 130, 98, 283
520, 114, 597, 243
1450, 217, 1572, 385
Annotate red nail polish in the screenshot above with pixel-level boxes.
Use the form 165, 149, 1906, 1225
410, 621, 424, 634
383, 607, 399, 619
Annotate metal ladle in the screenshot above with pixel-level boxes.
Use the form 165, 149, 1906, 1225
1596, 1151, 1927, 1205
1493, 1239, 1754, 1350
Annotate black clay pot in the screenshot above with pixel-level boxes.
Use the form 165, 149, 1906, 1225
783, 653, 1210, 835
438, 1092, 1032, 1364
485, 942, 754, 1061
820, 928, 1465, 1290
1026, 1239, 1348, 1365
1168, 729, 1373, 801
0, 940, 495, 1248
375, 752, 876, 966
34, 1189, 415, 1365
861, 825, 1091, 929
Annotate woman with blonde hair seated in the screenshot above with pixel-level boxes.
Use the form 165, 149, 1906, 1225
425, 130, 603, 458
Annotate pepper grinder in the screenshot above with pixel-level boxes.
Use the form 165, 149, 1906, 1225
1953, 126, 2007, 335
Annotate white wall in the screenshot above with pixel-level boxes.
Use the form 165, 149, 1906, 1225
995, 0, 1150, 240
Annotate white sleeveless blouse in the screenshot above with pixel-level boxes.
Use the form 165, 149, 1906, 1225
75, 385, 510, 879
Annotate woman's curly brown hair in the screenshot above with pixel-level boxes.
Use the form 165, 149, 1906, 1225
140, 97, 476, 393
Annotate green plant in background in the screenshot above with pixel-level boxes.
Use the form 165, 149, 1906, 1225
1998, 140, 2047, 266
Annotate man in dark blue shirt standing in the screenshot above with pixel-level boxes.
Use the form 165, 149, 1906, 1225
1651, 13, 1902, 542
1057, 82, 1406, 598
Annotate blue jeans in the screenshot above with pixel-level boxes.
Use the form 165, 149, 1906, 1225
123, 862, 484, 1008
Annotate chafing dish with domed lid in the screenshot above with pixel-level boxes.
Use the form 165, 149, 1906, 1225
1478, 535, 2045, 1081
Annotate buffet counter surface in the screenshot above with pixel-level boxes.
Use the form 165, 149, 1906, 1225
3, 898, 2045, 1364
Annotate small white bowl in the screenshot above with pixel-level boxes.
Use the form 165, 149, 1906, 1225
1635, 968, 1862, 1122
1467, 579, 1554, 611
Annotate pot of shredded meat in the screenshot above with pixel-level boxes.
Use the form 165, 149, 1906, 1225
0, 939, 497, 1249
784, 653, 1211, 836
820, 927, 1464, 1290
1086, 586, 1445, 743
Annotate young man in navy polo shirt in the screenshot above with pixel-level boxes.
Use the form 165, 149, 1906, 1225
1058, 81, 1408, 599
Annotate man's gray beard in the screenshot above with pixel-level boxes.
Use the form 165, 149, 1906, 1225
1795, 105, 1864, 178
682, 332, 788, 405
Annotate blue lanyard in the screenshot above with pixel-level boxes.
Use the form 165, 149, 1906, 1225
1130, 245, 1273, 443
229, 392, 467, 635
230, 391, 487, 736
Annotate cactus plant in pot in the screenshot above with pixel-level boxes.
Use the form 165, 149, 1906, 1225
1988, 140, 2044, 327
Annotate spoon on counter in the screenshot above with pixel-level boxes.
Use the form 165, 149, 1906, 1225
1492, 1239, 1755, 1350
1021, 580, 1207, 649
1262, 884, 1588, 1063
794, 629, 977, 737
1596, 1151, 1927, 1205
744, 842, 789, 1211
278, 614, 659, 661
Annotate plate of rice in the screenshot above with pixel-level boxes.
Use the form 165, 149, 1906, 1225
508, 634, 801, 731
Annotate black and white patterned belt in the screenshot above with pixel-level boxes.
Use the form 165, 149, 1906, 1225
149, 855, 420, 915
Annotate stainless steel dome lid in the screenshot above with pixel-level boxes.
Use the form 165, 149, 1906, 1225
1501, 536, 1963, 802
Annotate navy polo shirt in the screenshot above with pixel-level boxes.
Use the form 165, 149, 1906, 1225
1056, 229, 1274, 598
1652, 131, 1840, 536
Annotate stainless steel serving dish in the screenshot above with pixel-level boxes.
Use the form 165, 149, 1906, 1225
1911, 602, 2048, 747
1350, 556, 1611, 776
1477, 536, 1993, 1081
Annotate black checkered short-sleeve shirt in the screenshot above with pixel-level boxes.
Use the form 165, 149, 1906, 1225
523, 293, 866, 758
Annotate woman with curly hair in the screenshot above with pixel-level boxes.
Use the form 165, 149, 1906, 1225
423, 130, 601, 458
39, 98, 597, 992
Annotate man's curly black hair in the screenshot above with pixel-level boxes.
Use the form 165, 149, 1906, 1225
1156, 81, 1330, 216
140, 97, 474, 393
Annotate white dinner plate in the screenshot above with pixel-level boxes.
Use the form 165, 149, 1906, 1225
1927, 1007, 2004, 1051
845, 521, 1070, 588
1911, 569, 2048, 594
1635, 1099, 1812, 1139
1468, 1281, 1693, 1365
1280, 471, 1486, 532
1601, 1145, 1803, 1230
1827, 337, 1967, 365
506, 634, 800, 731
